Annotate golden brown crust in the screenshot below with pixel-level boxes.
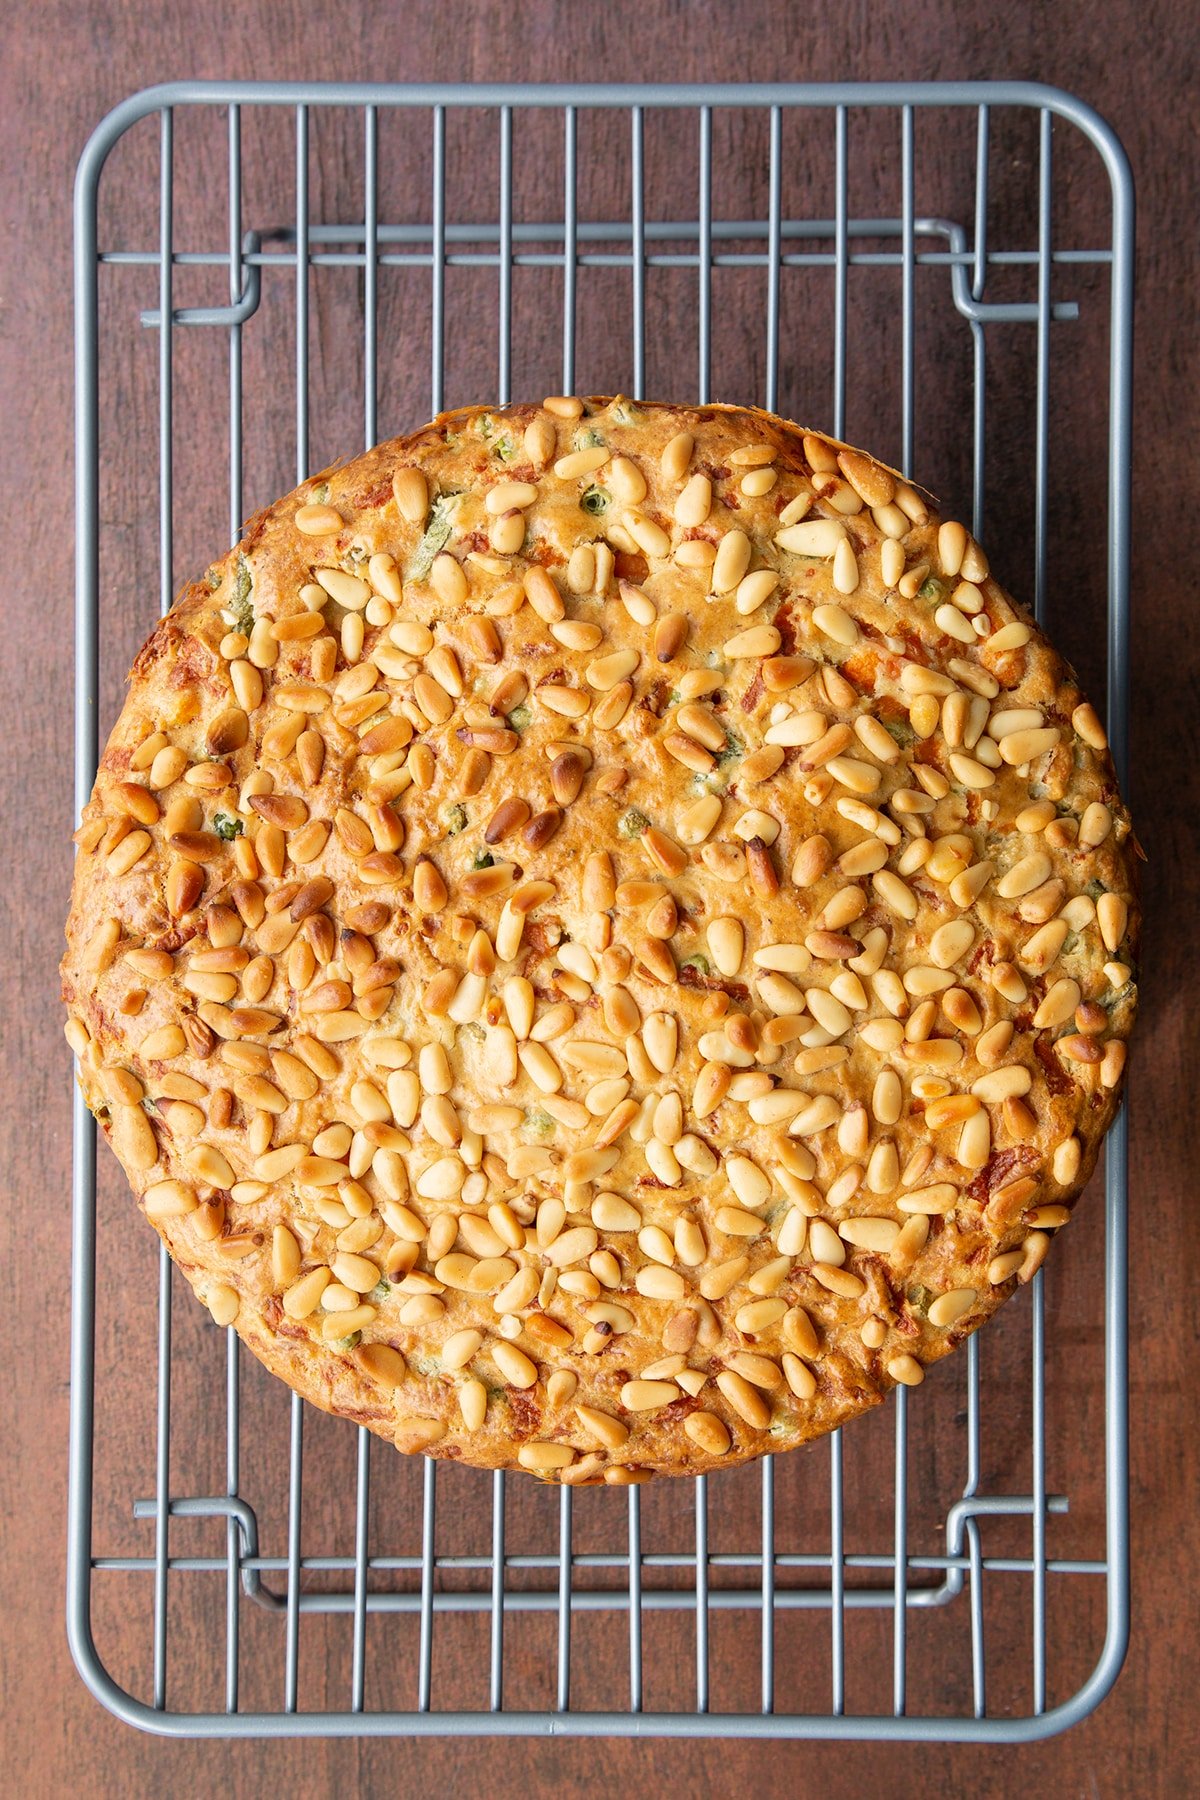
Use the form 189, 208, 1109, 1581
62, 397, 1140, 1482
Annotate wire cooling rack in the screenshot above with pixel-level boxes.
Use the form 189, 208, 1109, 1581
70, 80, 1134, 1740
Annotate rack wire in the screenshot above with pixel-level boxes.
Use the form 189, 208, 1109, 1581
70, 80, 1134, 1740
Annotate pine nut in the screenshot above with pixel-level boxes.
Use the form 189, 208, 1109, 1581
492, 1341, 537, 1388
281, 1267, 330, 1319
928, 1287, 976, 1328
728, 1351, 781, 1390
831, 538, 858, 595
315, 567, 370, 610
621, 1379, 680, 1412
685, 1412, 731, 1456
144, 1180, 198, 1219
1073, 701, 1107, 749
887, 1354, 925, 1387
776, 518, 845, 557
675, 472, 711, 526
716, 1370, 770, 1429
567, 1404, 625, 1450
634, 1266, 686, 1300
736, 1297, 788, 1334
554, 445, 610, 480
390, 466, 427, 520
661, 431, 694, 480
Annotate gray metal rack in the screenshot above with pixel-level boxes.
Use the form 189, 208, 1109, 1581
70, 80, 1133, 1740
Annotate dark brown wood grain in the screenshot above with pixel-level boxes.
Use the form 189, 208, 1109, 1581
3, 2, 1197, 1794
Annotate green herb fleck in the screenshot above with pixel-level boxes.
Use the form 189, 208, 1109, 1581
475, 413, 496, 439
229, 553, 254, 635
213, 812, 243, 841
572, 425, 605, 451
883, 718, 916, 747
609, 398, 639, 426
314, 481, 330, 504
667, 689, 682, 706
492, 434, 516, 462
1084, 878, 1107, 900
906, 1283, 934, 1318
918, 577, 947, 603
715, 731, 743, 767
459, 1020, 485, 1042
580, 485, 609, 516
368, 1279, 391, 1304
681, 954, 712, 976
618, 807, 650, 838
444, 803, 469, 837
409, 493, 459, 583
506, 702, 531, 732
205, 568, 222, 592
525, 1109, 555, 1138
334, 1331, 363, 1351
471, 849, 495, 870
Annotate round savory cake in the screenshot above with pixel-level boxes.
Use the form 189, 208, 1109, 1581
63, 396, 1139, 1482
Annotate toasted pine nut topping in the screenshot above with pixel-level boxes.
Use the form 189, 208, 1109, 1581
63, 397, 1137, 1482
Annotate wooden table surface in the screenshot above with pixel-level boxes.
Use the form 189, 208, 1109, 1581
5, 2, 1196, 1794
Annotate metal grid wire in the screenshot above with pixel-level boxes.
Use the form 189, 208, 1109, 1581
70, 81, 1134, 1741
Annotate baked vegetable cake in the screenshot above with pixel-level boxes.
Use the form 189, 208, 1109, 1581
63, 397, 1139, 1482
